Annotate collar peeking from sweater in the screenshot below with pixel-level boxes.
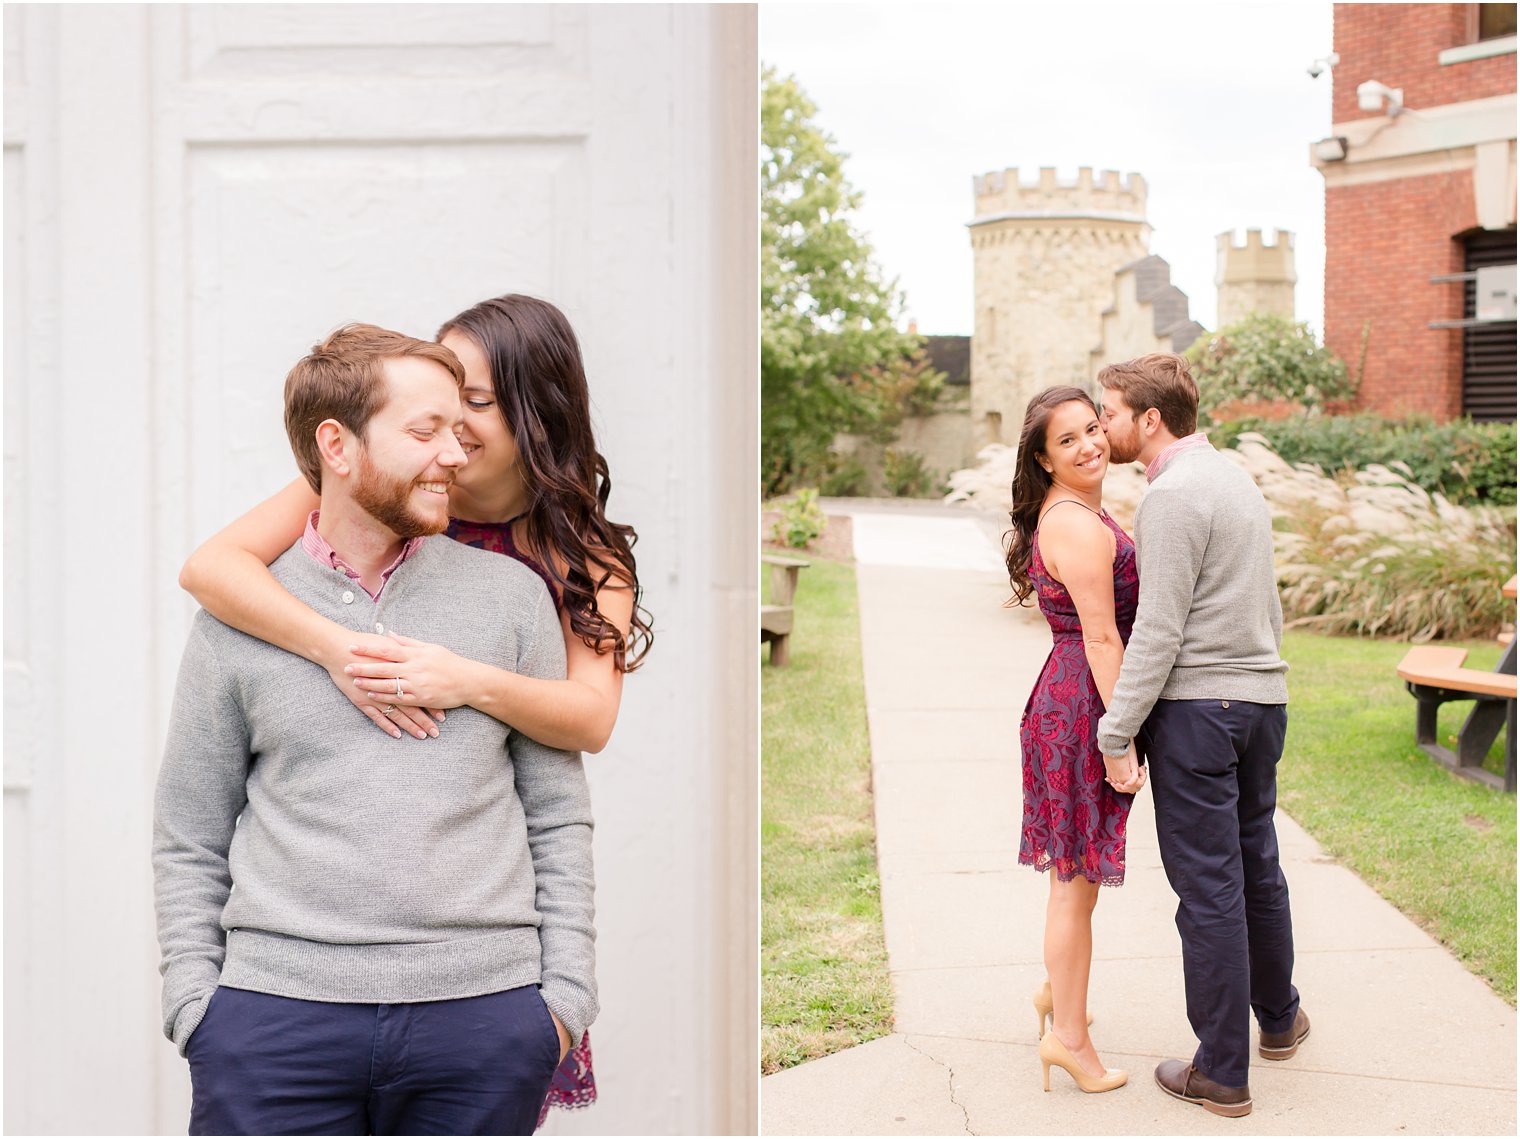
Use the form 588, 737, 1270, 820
1145, 432, 1211, 483
299, 510, 426, 602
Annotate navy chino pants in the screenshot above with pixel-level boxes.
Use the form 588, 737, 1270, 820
1140, 698, 1300, 1088
187, 985, 562, 1136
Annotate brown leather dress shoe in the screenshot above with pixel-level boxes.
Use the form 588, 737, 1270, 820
1258, 1008, 1311, 1060
1154, 1059, 1252, 1117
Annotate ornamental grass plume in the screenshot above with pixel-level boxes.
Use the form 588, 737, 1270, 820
1230, 433, 1516, 641
946, 431, 1516, 641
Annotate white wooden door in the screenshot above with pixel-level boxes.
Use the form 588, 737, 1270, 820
3, 5, 756, 1134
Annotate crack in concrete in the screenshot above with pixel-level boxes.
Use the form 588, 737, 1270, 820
902, 1035, 976, 1136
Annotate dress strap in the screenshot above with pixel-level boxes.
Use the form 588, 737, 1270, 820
1037, 498, 1105, 529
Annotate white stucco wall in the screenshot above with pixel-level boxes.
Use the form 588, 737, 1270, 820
2, 5, 757, 1134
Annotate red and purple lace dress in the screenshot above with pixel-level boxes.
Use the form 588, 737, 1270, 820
1018, 504, 1140, 887
447, 515, 598, 1128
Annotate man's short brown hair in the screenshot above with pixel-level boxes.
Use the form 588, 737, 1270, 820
1096, 352, 1199, 438
284, 323, 465, 491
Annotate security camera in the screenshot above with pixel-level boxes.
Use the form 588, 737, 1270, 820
1357, 79, 1404, 116
1307, 52, 1339, 79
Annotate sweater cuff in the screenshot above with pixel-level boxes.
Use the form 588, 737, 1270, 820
169, 990, 215, 1057
539, 982, 596, 1049
1096, 713, 1130, 758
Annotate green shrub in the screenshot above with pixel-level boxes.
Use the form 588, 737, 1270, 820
1213, 415, 1517, 506
883, 448, 936, 498
1186, 313, 1355, 419
770, 488, 827, 549
818, 454, 869, 498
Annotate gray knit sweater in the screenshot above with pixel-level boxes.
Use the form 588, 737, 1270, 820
153, 536, 595, 1056
1096, 444, 1289, 757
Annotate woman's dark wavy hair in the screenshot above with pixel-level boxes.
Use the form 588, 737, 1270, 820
1004, 385, 1101, 607
439, 294, 652, 671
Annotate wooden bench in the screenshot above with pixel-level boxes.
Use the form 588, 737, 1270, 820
1396, 644, 1516, 793
761, 554, 809, 667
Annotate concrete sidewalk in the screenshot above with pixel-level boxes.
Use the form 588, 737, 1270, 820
762, 505, 1516, 1136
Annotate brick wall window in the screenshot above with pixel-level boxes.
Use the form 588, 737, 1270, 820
1476, 4, 1517, 41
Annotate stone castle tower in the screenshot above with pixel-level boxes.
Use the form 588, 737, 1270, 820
1215, 229, 1296, 328
968, 167, 1150, 446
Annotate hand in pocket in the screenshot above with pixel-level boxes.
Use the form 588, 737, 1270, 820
547, 1008, 571, 1063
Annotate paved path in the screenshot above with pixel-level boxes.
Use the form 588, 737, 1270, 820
762, 504, 1517, 1136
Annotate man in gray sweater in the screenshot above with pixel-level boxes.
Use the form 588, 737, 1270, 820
153, 324, 594, 1135
1094, 353, 1304, 1119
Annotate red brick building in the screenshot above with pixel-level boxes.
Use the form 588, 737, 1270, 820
1313, 4, 1516, 420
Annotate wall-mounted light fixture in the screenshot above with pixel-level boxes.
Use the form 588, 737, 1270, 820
1312, 136, 1350, 162
1357, 79, 1405, 117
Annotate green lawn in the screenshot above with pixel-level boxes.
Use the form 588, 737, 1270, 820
761, 555, 893, 1073
1279, 630, 1516, 1002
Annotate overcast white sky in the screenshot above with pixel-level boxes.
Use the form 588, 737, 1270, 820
762, 2, 1337, 338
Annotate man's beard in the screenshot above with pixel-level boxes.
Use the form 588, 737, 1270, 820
1106, 425, 1142, 465
353, 451, 450, 540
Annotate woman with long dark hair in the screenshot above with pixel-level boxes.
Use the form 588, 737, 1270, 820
1006, 385, 1144, 1096
178, 293, 650, 1125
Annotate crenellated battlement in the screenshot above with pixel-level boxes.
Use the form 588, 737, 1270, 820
1215, 228, 1297, 285
966, 162, 1153, 447
1215, 228, 1297, 325
1216, 227, 1295, 253
971, 165, 1147, 222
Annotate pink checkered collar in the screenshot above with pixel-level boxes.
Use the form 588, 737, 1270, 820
299, 510, 425, 601
1145, 432, 1211, 483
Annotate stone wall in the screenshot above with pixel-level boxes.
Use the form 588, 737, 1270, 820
834, 406, 974, 496
969, 166, 1150, 448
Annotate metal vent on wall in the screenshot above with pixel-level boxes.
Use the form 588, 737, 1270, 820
1464, 230, 1517, 422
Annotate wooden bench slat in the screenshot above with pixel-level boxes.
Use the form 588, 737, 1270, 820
1405, 668, 1517, 700
1396, 646, 1469, 674
1398, 646, 1517, 699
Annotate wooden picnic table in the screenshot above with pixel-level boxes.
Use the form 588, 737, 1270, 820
1396, 571, 1518, 792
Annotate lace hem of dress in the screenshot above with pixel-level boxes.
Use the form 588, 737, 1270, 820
537, 1088, 597, 1130
1019, 848, 1125, 888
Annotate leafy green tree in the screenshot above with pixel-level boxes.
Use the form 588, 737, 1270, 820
762, 67, 921, 496
1184, 313, 1356, 422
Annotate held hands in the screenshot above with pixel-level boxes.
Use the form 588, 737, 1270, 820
1103, 743, 1147, 795
325, 631, 452, 741
345, 630, 474, 714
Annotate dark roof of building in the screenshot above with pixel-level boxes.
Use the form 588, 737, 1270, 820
923, 334, 971, 385
1112, 254, 1207, 352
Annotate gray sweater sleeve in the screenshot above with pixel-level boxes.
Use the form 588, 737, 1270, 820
152, 616, 251, 1054
512, 595, 598, 1046
1096, 486, 1210, 756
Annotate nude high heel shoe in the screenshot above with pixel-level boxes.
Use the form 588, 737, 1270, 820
1032, 980, 1094, 1038
1039, 1031, 1128, 1094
